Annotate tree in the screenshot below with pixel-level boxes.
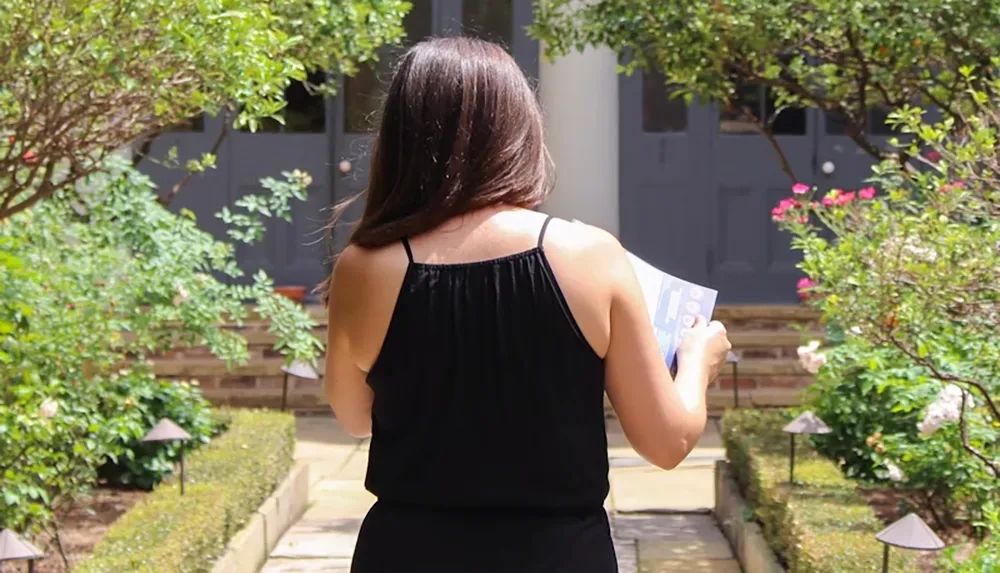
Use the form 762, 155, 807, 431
0, 0, 409, 219
531, 0, 1000, 181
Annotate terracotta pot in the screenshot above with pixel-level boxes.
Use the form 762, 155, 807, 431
274, 285, 307, 303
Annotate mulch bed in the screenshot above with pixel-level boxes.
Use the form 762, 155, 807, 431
859, 486, 977, 572
7, 488, 148, 572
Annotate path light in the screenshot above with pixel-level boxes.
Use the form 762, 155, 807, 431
876, 513, 945, 573
280, 361, 319, 412
781, 411, 831, 484
726, 351, 740, 408
0, 529, 44, 573
141, 418, 192, 495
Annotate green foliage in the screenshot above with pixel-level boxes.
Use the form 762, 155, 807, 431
939, 501, 1000, 572
771, 74, 1000, 524
0, 0, 409, 218
79, 410, 296, 573
722, 409, 919, 573
0, 157, 321, 534
98, 371, 217, 490
531, 0, 1000, 177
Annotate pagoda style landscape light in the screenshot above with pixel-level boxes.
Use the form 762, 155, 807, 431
876, 513, 945, 573
0, 529, 44, 573
781, 411, 831, 484
726, 351, 740, 408
141, 418, 192, 495
280, 360, 319, 412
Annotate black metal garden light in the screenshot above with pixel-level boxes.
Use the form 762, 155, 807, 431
280, 360, 319, 412
726, 351, 740, 408
781, 411, 831, 484
141, 418, 192, 495
875, 513, 945, 573
0, 529, 44, 573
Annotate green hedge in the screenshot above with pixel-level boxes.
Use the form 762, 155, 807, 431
79, 409, 296, 573
722, 409, 919, 572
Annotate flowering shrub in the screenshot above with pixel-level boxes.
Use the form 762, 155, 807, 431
773, 75, 1000, 530
0, 157, 322, 540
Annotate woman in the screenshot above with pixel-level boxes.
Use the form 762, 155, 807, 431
325, 37, 731, 573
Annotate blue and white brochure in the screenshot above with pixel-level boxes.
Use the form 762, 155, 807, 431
626, 251, 718, 370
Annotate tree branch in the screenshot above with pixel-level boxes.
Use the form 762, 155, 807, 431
158, 109, 230, 207
737, 104, 797, 183
958, 390, 999, 478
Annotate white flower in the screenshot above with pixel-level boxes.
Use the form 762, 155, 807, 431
917, 384, 973, 437
849, 326, 862, 335
885, 461, 905, 483
39, 398, 59, 418
173, 283, 190, 306
797, 340, 826, 374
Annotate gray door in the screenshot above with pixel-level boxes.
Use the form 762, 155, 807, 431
618, 70, 712, 283
331, 0, 539, 251
142, 78, 333, 293
706, 87, 815, 303
815, 108, 895, 192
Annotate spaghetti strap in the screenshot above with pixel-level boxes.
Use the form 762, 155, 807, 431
401, 238, 414, 263
538, 215, 554, 249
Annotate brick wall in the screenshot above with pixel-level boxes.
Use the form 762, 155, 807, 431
152, 305, 822, 411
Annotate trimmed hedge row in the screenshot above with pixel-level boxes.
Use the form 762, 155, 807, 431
722, 409, 918, 572
79, 409, 296, 573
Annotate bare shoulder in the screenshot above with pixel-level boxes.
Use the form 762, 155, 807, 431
330, 243, 408, 307
542, 217, 628, 270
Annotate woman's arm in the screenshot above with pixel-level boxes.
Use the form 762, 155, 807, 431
325, 245, 375, 438
600, 238, 730, 469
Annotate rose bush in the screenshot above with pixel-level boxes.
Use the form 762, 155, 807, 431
0, 157, 322, 545
773, 71, 1000, 534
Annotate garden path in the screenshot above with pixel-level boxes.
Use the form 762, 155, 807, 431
260, 416, 738, 573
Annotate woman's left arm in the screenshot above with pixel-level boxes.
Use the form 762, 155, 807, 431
325, 246, 375, 438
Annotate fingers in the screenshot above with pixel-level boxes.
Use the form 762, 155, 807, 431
691, 315, 707, 328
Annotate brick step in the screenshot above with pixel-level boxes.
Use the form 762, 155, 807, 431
153, 356, 807, 379
728, 329, 824, 349
714, 305, 819, 322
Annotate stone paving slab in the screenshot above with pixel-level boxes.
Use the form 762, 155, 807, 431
639, 559, 742, 573
261, 558, 352, 573
262, 416, 735, 573
610, 465, 715, 513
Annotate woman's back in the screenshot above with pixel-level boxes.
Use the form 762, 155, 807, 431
323, 36, 731, 573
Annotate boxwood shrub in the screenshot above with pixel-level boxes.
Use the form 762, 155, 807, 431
78, 409, 295, 572
722, 409, 920, 572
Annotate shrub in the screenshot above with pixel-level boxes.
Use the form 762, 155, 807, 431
98, 370, 218, 489
722, 409, 919, 572
0, 157, 320, 536
79, 409, 296, 573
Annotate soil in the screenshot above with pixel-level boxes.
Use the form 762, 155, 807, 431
6, 488, 148, 572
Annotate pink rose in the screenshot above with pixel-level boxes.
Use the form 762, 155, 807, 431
792, 183, 810, 195
837, 191, 856, 206
859, 187, 876, 200
771, 206, 785, 222
796, 277, 817, 301
925, 150, 942, 163
821, 196, 835, 207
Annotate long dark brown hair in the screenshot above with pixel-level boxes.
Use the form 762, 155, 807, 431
328, 36, 553, 255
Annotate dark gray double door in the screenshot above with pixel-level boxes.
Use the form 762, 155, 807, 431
619, 72, 892, 303
143, 0, 537, 293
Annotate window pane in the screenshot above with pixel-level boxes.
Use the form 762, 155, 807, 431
284, 71, 327, 133
344, 1, 433, 133
170, 115, 204, 132
463, 0, 512, 49
642, 70, 687, 133
767, 89, 806, 135
720, 84, 762, 134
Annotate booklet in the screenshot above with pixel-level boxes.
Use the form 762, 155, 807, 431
626, 251, 718, 371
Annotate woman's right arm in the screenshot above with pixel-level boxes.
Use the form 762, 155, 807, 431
601, 239, 731, 470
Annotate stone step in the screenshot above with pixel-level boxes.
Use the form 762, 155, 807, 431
728, 329, 824, 349
714, 305, 819, 322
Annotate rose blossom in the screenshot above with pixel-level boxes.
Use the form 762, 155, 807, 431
39, 398, 59, 418
858, 187, 876, 200
885, 461, 905, 482
796, 340, 827, 374
792, 183, 811, 195
796, 277, 816, 301
836, 191, 857, 206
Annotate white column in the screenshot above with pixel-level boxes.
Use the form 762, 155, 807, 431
538, 42, 620, 236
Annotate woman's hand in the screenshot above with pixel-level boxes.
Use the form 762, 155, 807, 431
677, 316, 732, 383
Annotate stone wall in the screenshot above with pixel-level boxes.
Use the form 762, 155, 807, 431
152, 305, 823, 411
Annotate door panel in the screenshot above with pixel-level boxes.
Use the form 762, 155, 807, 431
815, 108, 895, 192
706, 87, 813, 303
619, 70, 712, 284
